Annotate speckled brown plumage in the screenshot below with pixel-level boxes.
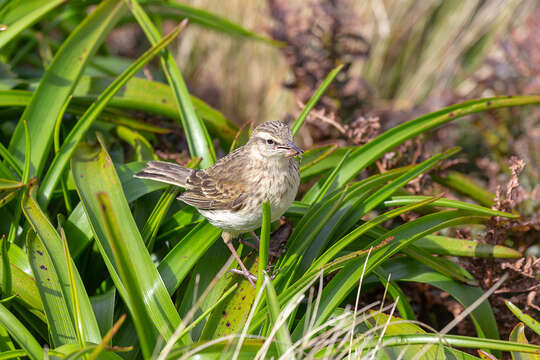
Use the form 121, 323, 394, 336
135, 120, 303, 288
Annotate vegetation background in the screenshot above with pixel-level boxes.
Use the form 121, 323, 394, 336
0, 0, 539, 359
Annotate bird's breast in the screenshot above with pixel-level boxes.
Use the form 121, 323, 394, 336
200, 158, 300, 233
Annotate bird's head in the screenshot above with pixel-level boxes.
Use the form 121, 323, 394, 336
247, 121, 304, 160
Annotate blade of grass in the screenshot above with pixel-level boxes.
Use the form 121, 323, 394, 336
294, 149, 458, 282
355, 333, 540, 354
433, 171, 495, 207
26, 229, 77, 347
129, 0, 216, 168
141, 157, 200, 251
90, 289, 116, 339
332, 95, 540, 190
0, 244, 43, 315
308, 195, 442, 273
158, 221, 221, 294
373, 269, 416, 320
365, 256, 499, 341
61, 227, 86, 350
291, 65, 344, 136
8, 0, 126, 177
415, 235, 522, 258
305, 149, 352, 205
275, 167, 412, 290
508, 323, 537, 360
39, 21, 186, 205
22, 184, 101, 345
298, 211, 490, 335
383, 195, 517, 218
262, 275, 294, 358
143, 0, 279, 44
505, 301, 540, 336
256, 201, 271, 292
0, 82, 238, 146
0, 235, 10, 302
71, 137, 183, 343
54, 96, 73, 212
95, 192, 157, 358
0, 302, 43, 360
0, 143, 22, 178
64, 161, 169, 259
0, 0, 64, 50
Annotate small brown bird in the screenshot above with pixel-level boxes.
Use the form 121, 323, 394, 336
135, 121, 303, 287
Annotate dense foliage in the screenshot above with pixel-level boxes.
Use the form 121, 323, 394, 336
0, 1, 538, 359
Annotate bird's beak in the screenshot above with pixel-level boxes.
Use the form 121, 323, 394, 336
282, 142, 304, 159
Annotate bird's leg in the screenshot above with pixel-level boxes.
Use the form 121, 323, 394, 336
250, 231, 283, 257
223, 232, 256, 289
249, 231, 261, 246
238, 238, 258, 251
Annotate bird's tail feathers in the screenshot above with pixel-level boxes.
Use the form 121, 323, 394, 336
134, 161, 193, 188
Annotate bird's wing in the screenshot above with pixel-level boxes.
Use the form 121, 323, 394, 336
178, 148, 250, 210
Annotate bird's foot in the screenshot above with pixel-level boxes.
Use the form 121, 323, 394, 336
229, 269, 257, 288
225, 240, 256, 289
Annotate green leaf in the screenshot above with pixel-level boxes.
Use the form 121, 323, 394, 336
8, 0, 127, 177
0, 0, 64, 50
506, 301, 540, 336
262, 276, 293, 358
158, 221, 221, 294
305, 148, 352, 204
509, 323, 539, 360
291, 65, 344, 136
26, 228, 77, 347
302, 211, 490, 335
0, 235, 11, 299
71, 138, 183, 343
63, 162, 169, 259
202, 258, 258, 340
39, 21, 185, 206
73, 76, 238, 142
0, 80, 238, 146
433, 171, 495, 207
143, 0, 279, 45
309, 196, 442, 273
95, 192, 157, 358
90, 289, 116, 338
373, 268, 416, 320
275, 166, 411, 290
0, 143, 22, 178
0, 190, 19, 209
415, 235, 522, 258
229, 121, 253, 152
0, 243, 43, 316
256, 201, 271, 291
22, 185, 101, 346
331, 96, 540, 190
300, 146, 352, 181
0, 302, 43, 360
115, 126, 156, 162
367, 257, 499, 341
129, 0, 216, 168
354, 334, 540, 355
383, 195, 517, 218
402, 245, 476, 285
293, 147, 455, 284
364, 310, 447, 359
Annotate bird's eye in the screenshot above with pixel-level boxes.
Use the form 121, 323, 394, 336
266, 139, 274, 145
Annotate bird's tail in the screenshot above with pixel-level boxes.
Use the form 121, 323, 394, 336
134, 161, 194, 188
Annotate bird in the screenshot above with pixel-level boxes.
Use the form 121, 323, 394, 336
135, 120, 303, 288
